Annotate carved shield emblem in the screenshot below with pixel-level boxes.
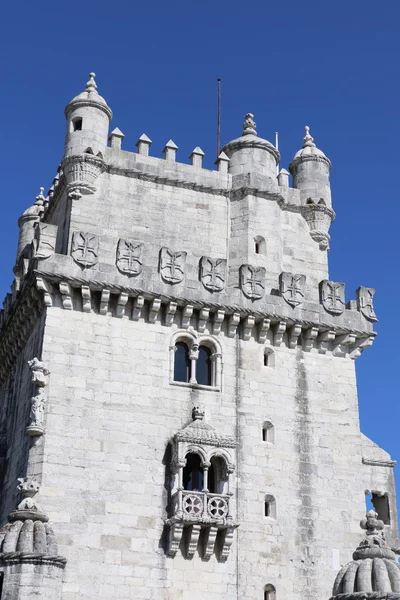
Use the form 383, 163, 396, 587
33, 223, 57, 260
71, 232, 99, 268
159, 247, 187, 284
357, 286, 378, 322
240, 265, 266, 300
280, 272, 306, 307
200, 257, 226, 292
116, 239, 143, 276
320, 280, 345, 315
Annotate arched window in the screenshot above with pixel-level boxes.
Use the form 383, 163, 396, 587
254, 235, 266, 256
262, 421, 275, 444
264, 495, 276, 519
264, 584, 276, 600
208, 455, 228, 494
318, 198, 326, 206
84, 147, 94, 154
306, 198, 315, 205
183, 453, 204, 491
197, 345, 212, 386
174, 342, 191, 383
263, 347, 275, 368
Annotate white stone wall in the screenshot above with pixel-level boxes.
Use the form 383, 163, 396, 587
34, 306, 397, 600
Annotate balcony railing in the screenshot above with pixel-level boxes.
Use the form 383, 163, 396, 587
172, 490, 230, 525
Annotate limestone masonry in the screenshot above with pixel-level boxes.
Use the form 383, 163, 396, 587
0, 73, 397, 600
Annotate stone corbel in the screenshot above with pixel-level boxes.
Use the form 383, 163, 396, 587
198, 307, 210, 333
213, 310, 225, 335
203, 525, 219, 560
166, 520, 184, 557
59, 281, 73, 310
333, 333, 357, 357
242, 315, 255, 341
227, 313, 240, 338
219, 525, 236, 561
149, 298, 162, 324
181, 305, 193, 329
318, 330, 336, 354
288, 324, 302, 349
81, 285, 92, 313
100, 289, 110, 315
36, 277, 53, 307
116, 293, 129, 318
165, 302, 177, 326
273, 321, 286, 347
132, 295, 144, 320
258, 318, 271, 344
186, 523, 202, 559
350, 335, 375, 360
302, 326, 319, 352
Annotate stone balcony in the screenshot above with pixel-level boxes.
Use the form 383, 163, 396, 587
166, 490, 238, 560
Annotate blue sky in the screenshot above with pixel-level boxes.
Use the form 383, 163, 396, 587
1, 1, 399, 520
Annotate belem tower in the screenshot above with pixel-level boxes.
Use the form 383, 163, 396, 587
0, 72, 398, 600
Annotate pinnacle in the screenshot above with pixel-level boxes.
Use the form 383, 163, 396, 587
164, 139, 178, 150
110, 127, 125, 137
86, 72, 98, 92
137, 133, 152, 143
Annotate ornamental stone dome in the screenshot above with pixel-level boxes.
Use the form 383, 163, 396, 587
221, 113, 280, 182
64, 72, 112, 120
331, 511, 400, 599
290, 125, 331, 166
18, 187, 45, 226
0, 477, 66, 566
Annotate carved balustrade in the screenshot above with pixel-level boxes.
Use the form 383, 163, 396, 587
172, 489, 231, 525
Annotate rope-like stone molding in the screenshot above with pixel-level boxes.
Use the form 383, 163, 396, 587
362, 458, 397, 468
0, 552, 67, 567
330, 594, 400, 600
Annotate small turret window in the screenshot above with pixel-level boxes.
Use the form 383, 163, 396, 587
72, 118, 83, 132
262, 421, 275, 444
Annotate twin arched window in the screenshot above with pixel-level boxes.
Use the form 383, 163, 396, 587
182, 452, 229, 494
172, 336, 221, 388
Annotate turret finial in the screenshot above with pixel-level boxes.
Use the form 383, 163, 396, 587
86, 72, 98, 92
303, 125, 316, 148
243, 113, 257, 136
34, 187, 46, 207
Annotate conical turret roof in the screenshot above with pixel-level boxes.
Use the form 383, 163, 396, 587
65, 72, 112, 120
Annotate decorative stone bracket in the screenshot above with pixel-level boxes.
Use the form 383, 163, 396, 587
301, 202, 335, 250
61, 153, 106, 195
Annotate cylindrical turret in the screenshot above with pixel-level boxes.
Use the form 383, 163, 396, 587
16, 188, 45, 261
289, 126, 332, 207
64, 73, 112, 158
221, 113, 280, 188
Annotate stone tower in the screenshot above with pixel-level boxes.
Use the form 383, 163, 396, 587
0, 73, 397, 600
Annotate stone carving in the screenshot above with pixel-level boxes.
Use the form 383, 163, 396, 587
16, 476, 41, 511
116, 239, 143, 276
301, 202, 335, 250
320, 280, 345, 315
61, 153, 106, 195
280, 272, 306, 307
357, 286, 378, 322
33, 223, 58, 260
159, 247, 187, 284
27, 358, 49, 437
200, 257, 226, 292
71, 231, 99, 268
240, 265, 266, 300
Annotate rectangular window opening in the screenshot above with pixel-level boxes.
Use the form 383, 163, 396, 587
372, 493, 391, 525
73, 118, 83, 131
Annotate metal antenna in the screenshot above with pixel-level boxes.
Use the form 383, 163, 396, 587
217, 78, 221, 158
